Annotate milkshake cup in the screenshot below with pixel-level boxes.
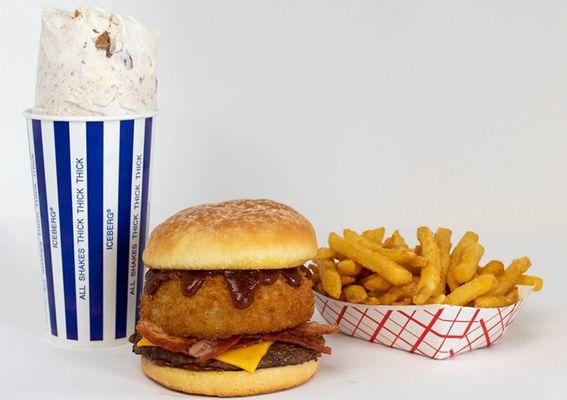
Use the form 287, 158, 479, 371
25, 112, 156, 347
27, 6, 158, 347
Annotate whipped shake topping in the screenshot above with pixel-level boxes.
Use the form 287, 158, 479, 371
34, 6, 157, 116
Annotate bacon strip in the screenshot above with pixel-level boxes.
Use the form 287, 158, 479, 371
262, 332, 332, 354
189, 336, 242, 363
288, 321, 340, 336
136, 320, 198, 354
136, 320, 339, 358
136, 320, 243, 361
227, 337, 262, 351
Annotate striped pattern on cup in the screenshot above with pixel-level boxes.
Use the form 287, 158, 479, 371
26, 115, 154, 347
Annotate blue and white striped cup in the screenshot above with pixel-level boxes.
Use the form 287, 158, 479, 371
25, 111, 156, 348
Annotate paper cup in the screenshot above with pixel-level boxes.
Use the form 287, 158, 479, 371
315, 286, 532, 359
24, 111, 156, 348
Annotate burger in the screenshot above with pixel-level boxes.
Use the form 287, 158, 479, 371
129, 199, 338, 396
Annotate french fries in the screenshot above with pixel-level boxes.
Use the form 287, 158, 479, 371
344, 285, 368, 303
343, 229, 426, 268
433, 228, 452, 296
315, 247, 336, 261
340, 275, 356, 285
309, 265, 321, 283
383, 230, 408, 249
518, 275, 543, 292
364, 296, 380, 305
413, 227, 441, 305
453, 242, 484, 284
474, 287, 518, 308
328, 233, 413, 286
445, 274, 497, 306
360, 273, 391, 293
448, 231, 478, 290
480, 260, 505, 277
490, 257, 531, 296
414, 245, 422, 256
362, 227, 385, 244
337, 259, 362, 276
375, 278, 417, 305
318, 259, 342, 299
424, 294, 446, 304
450, 231, 479, 266
308, 227, 542, 308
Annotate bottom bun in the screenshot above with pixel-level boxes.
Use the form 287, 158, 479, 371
141, 357, 319, 397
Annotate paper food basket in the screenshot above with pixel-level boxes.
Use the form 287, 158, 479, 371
314, 286, 532, 359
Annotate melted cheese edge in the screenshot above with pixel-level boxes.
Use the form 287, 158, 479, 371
136, 338, 273, 373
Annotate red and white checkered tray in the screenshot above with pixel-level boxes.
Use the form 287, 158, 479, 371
315, 286, 532, 359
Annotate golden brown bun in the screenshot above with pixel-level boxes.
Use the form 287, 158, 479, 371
140, 272, 314, 339
141, 357, 318, 397
142, 199, 317, 270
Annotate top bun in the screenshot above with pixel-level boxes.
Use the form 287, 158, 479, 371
142, 199, 317, 270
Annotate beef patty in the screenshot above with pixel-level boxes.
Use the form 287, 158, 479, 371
132, 341, 320, 372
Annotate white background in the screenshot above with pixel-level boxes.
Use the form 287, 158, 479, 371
1, 0, 566, 399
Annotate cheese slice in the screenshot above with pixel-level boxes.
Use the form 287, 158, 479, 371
136, 337, 158, 347
136, 337, 273, 373
215, 341, 273, 373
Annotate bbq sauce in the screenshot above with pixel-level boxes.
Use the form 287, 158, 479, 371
180, 271, 214, 296
224, 271, 262, 309
281, 268, 302, 287
144, 270, 174, 295
144, 267, 304, 309
257, 270, 280, 285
